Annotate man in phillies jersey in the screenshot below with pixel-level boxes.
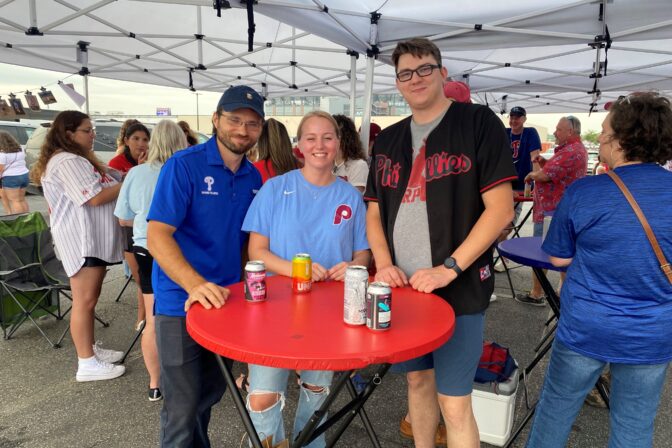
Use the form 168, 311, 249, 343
365, 38, 516, 448
507, 106, 542, 193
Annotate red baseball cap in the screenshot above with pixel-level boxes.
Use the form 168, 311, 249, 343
443, 81, 471, 103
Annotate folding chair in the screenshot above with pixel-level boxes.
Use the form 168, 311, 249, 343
0, 212, 108, 348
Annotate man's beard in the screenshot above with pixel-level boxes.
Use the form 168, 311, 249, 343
216, 131, 254, 155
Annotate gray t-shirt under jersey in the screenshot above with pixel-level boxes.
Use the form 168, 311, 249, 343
393, 109, 448, 277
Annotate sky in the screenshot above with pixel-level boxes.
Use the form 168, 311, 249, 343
0, 62, 608, 134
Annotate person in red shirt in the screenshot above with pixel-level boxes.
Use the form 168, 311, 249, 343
108, 123, 149, 174
253, 118, 299, 184
108, 122, 151, 327
518, 116, 587, 305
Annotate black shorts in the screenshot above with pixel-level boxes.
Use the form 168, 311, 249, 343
82, 257, 119, 268
132, 246, 154, 294
123, 227, 134, 253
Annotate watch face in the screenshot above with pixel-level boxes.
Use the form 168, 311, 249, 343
444, 257, 456, 268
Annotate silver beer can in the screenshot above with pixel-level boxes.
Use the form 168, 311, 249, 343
244, 260, 267, 302
343, 265, 369, 325
366, 281, 391, 331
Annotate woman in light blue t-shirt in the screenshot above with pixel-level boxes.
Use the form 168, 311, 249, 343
114, 120, 187, 402
241, 110, 370, 448
527, 92, 672, 448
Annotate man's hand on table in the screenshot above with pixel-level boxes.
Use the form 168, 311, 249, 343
327, 261, 350, 282
312, 262, 328, 282
374, 265, 408, 288
409, 266, 457, 293
184, 282, 230, 311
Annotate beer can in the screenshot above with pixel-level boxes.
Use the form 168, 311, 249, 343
344, 266, 368, 325
292, 253, 312, 294
244, 261, 267, 302
523, 182, 532, 198
366, 281, 391, 331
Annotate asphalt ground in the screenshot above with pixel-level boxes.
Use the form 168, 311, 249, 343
1, 196, 670, 447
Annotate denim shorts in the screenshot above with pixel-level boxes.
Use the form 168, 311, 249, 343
1, 173, 29, 189
391, 312, 484, 396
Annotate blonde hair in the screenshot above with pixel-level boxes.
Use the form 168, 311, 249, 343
0, 131, 21, 153
296, 111, 341, 141
146, 120, 188, 166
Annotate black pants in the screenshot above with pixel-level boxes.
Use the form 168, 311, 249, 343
155, 315, 230, 448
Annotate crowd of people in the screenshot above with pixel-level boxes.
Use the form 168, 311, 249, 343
16, 36, 671, 448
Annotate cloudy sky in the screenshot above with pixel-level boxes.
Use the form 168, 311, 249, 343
1, 62, 607, 134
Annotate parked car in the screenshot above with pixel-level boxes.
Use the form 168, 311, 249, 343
0, 121, 36, 150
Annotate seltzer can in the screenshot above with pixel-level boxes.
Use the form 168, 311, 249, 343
523, 182, 532, 198
244, 261, 267, 302
366, 281, 391, 331
291, 253, 312, 294
343, 266, 369, 325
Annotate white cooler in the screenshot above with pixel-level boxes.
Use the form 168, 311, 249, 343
471, 366, 519, 447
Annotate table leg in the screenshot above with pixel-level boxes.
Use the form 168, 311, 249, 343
215, 356, 264, 448
532, 267, 560, 317
326, 366, 389, 448
293, 368, 354, 447
512, 206, 533, 238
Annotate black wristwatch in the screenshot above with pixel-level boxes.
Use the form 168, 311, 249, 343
443, 257, 463, 276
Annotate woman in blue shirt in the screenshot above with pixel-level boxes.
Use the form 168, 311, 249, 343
242, 110, 370, 447
114, 120, 188, 401
527, 92, 672, 448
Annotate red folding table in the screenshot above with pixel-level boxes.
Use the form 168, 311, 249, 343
187, 275, 455, 447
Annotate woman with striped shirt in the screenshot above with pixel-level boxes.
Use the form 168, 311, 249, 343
31, 111, 126, 382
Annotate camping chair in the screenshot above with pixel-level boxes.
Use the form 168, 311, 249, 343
0, 212, 108, 348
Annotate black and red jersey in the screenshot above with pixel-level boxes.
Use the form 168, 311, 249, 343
364, 102, 517, 315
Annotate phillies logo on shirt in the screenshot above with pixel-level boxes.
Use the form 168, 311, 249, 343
333, 204, 353, 225
375, 155, 401, 189
479, 265, 492, 281
424, 152, 472, 182
511, 139, 520, 160
201, 176, 218, 195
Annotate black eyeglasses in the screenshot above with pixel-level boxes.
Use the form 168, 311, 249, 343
396, 64, 441, 82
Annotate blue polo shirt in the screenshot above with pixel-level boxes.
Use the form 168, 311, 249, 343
147, 137, 262, 317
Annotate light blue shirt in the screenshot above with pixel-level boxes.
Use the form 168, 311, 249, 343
242, 169, 369, 269
114, 162, 162, 249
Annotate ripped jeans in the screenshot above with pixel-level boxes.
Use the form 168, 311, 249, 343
247, 364, 333, 447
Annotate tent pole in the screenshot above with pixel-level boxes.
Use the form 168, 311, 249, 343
360, 55, 375, 151
349, 53, 357, 119
84, 74, 89, 115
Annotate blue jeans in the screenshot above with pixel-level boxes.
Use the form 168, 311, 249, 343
526, 340, 669, 448
247, 365, 333, 447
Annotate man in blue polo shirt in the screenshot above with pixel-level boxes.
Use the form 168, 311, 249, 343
147, 85, 264, 447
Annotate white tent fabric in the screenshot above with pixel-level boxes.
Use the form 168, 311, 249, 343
0, 0, 671, 113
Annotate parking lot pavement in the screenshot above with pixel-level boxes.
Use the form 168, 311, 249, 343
1, 201, 670, 447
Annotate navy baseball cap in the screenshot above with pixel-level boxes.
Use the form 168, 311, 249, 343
509, 106, 526, 117
217, 85, 265, 119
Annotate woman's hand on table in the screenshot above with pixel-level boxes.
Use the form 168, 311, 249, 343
184, 282, 230, 311
327, 261, 349, 281
374, 265, 408, 288
409, 266, 456, 293
312, 262, 328, 282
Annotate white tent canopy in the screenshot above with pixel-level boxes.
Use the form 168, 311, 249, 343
1, 0, 671, 113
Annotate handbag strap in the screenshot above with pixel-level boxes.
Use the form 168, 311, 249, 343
606, 170, 672, 284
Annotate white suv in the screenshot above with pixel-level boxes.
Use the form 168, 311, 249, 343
0, 121, 37, 149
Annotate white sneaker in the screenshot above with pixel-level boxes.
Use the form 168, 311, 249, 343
76, 358, 126, 382
93, 341, 124, 364
494, 259, 506, 273
490, 293, 497, 302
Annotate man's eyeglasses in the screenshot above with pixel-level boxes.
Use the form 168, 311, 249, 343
396, 64, 442, 82
75, 127, 96, 135
224, 115, 262, 131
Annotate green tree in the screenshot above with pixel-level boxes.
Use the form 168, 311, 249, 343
582, 130, 600, 144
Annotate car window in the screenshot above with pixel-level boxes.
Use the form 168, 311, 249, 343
0, 124, 35, 145
93, 125, 121, 152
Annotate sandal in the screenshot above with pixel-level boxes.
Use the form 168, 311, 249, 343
515, 293, 547, 307
236, 373, 249, 392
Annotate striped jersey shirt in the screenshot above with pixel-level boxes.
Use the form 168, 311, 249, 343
42, 152, 124, 277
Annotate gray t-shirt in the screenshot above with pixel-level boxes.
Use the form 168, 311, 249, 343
393, 108, 448, 277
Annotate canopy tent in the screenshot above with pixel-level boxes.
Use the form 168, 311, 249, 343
0, 0, 671, 116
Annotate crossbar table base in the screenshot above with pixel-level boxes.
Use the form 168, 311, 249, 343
215, 355, 387, 448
